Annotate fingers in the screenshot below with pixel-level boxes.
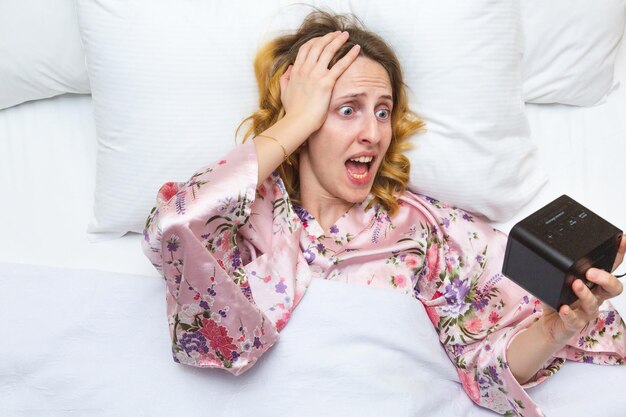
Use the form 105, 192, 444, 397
554, 269, 623, 335
292, 35, 316, 69
293, 31, 343, 71
292, 31, 359, 81
585, 268, 624, 302
328, 44, 361, 79
558, 304, 589, 331
303, 31, 348, 70
279, 31, 360, 132
572, 279, 600, 316
316, 31, 352, 69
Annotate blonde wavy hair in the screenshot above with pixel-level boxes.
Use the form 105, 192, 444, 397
239, 9, 424, 215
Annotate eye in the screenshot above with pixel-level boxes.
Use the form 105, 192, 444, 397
376, 109, 390, 120
338, 106, 354, 116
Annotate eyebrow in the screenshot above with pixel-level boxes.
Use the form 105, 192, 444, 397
335, 93, 393, 101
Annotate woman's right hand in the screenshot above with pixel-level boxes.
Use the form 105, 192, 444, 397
253, 31, 360, 184
279, 31, 361, 136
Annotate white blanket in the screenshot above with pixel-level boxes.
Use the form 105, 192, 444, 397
1, 263, 624, 417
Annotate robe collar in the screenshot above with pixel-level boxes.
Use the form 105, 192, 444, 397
294, 194, 382, 251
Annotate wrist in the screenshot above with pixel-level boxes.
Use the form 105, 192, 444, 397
536, 316, 571, 349
279, 112, 321, 139
508, 318, 567, 385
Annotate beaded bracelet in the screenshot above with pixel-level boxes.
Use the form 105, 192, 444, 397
255, 134, 292, 165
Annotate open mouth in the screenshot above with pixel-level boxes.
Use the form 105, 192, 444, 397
345, 155, 374, 181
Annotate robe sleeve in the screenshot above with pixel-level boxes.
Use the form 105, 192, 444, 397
411, 194, 625, 417
141, 140, 279, 375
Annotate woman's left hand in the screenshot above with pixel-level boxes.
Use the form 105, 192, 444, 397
540, 234, 625, 346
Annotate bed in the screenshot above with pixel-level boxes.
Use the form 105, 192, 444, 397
1, 1, 625, 416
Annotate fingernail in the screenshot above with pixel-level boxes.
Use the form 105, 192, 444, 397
587, 269, 599, 279
574, 280, 584, 291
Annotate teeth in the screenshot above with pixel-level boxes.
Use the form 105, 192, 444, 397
349, 156, 373, 163
349, 172, 368, 179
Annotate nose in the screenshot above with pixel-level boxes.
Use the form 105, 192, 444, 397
357, 112, 381, 145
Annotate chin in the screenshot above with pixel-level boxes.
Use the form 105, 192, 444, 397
341, 188, 372, 205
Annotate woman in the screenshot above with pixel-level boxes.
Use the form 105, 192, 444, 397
142, 10, 626, 416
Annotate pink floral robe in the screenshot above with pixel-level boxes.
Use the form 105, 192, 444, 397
142, 140, 625, 417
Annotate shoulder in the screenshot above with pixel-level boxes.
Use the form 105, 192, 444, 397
396, 191, 460, 227
398, 191, 505, 240
400, 190, 459, 213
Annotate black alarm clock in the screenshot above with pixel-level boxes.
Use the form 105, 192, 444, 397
502, 195, 622, 310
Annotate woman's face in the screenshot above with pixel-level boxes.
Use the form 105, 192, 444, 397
299, 56, 393, 207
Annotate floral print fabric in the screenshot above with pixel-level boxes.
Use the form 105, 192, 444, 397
142, 140, 625, 417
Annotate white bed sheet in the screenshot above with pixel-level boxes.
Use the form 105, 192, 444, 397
0, 94, 155, 277
493, 86, 626, 230
1, 262, 625, 417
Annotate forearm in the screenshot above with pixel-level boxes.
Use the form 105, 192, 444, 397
164, 225, 279, 374
252, 114, 314, 184
506, 316, 566, 384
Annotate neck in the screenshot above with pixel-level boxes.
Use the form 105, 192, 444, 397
300, 194, 353, 233
297, 148, 357, 232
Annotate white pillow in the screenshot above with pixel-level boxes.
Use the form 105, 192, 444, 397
521, 0, 626, 106
77, 0, 546, 239
0, 0, 90, 109
78, 0, 309, 239
617, 23, 626, 84
352, 2, 546, 221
